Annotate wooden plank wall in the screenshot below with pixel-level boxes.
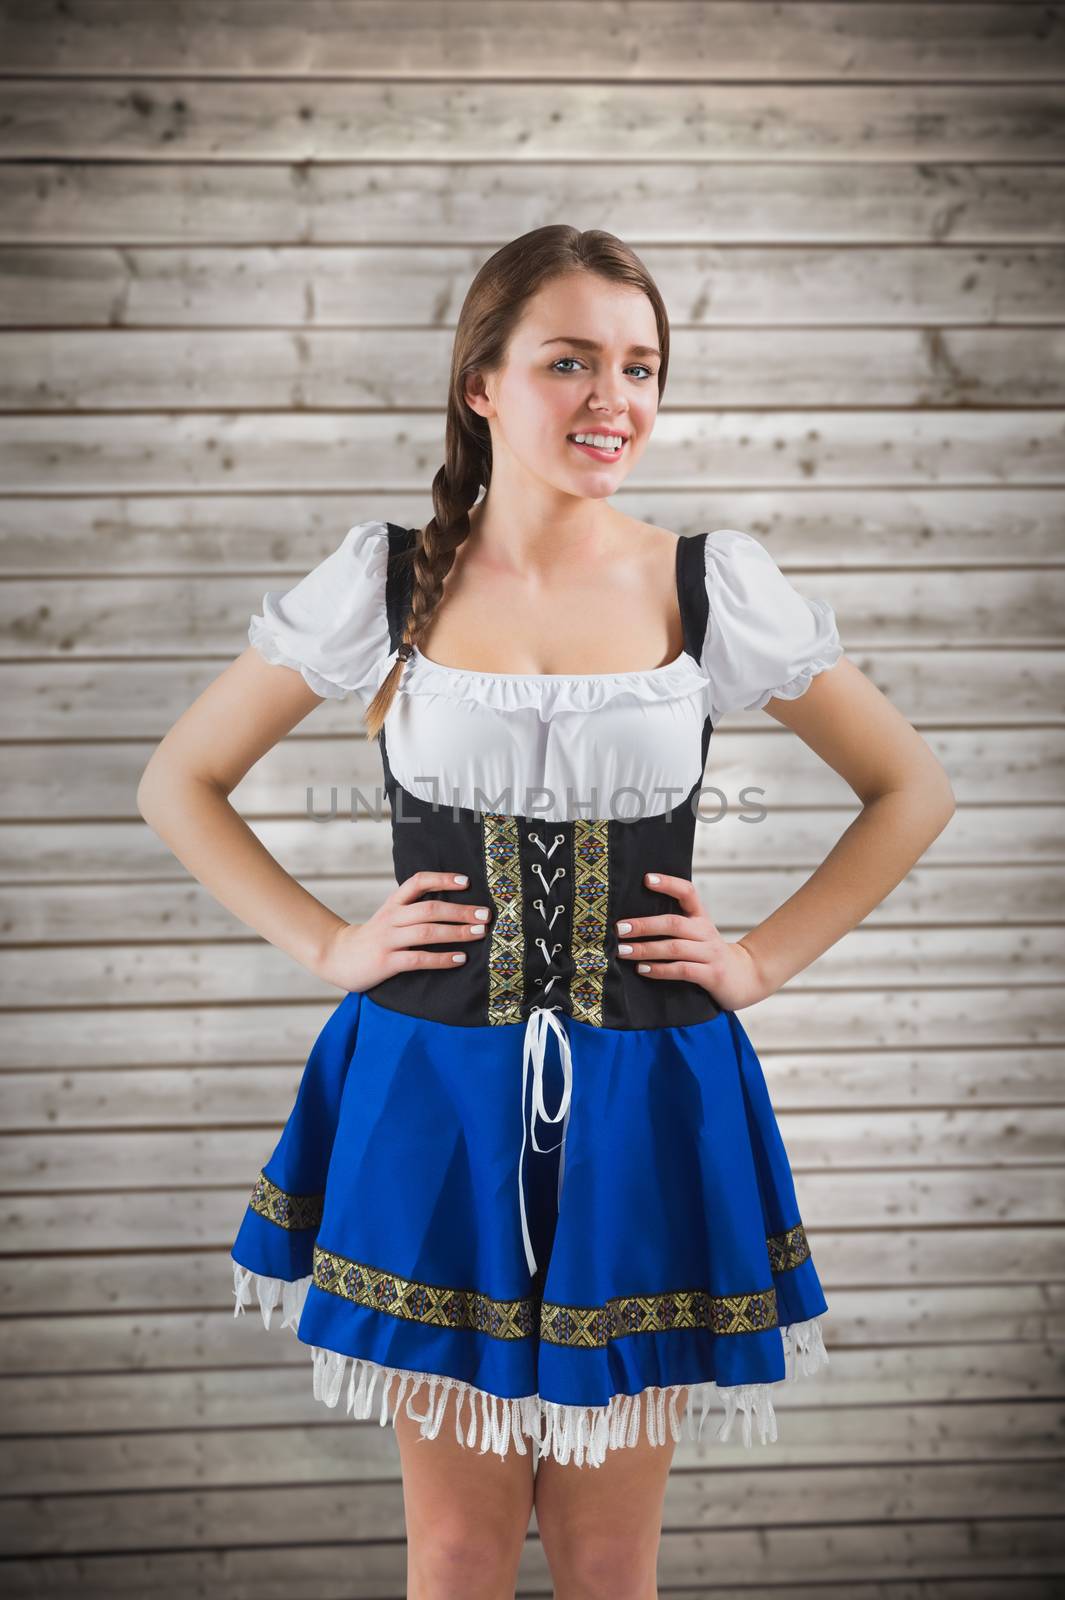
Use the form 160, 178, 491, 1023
1, 1, 1063, 1593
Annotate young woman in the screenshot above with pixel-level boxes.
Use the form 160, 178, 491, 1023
138, 226, 955, 1598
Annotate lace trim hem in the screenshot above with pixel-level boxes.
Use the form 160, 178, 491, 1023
231, 1260, 829, 1469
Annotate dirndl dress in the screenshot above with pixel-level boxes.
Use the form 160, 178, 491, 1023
230, 519, 843, 1469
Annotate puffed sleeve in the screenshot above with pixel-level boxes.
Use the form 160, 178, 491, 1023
247, 519, 393, 702
702, 528, 843, 722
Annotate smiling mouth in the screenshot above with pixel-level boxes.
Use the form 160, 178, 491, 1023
567, 434, 629, 459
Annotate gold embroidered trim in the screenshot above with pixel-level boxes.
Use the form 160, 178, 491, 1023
249, 1170, 323, 1232
767, 1221, 810, 1273
311, 1229, 812, 1346
570, 817, 610, 1025
313, 1243, 537, 1338
483, 811, 525, 1024
252, 1202, 811, 1340
541, 1286, 777, 1345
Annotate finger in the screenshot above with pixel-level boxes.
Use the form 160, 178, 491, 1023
395, 899, 492, 928
392, 869, 472, 905
614, 911, 693, 939
392, 917, 488, 947
388, 947, 472, 972
642, 873, 703, 914
634, 958, 709, 981
616, 936, 708, 961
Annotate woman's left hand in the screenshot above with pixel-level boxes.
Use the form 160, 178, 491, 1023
614, 872, 770, 1012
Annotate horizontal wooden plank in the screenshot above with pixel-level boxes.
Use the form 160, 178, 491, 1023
3, 1341, 1063, 1435
7, 867, 1064, 955
5, 1050, 1063, 1139
5, 1107, 1062, 1192
10, 870, 1061, 953
7, 1227, 1063, 1323
6, 1286, 1062, 1384
638, 1586, 1064, 1600
7, 326, 1065, 409
3, 1460, 1063, 1561
4, 162, 1063, 248
3, 986, 1062, 1070
1, 490, 1062, 573
2, 925, 1061, 1010
0, 806, 1057, 883
3, 411, 1062, 493
2, 1542, 1061, 1600
5, 727, 1058, 820
1, 2, 1059, 81
5, 1167, 1062, 1261
2, 1399, 1063, 1496
4, 573, 1065, 659
5, 81, 1065, 162
4, 245, 1065, 330
4, 651, 1062, 739
1, 1525, 1064, 1600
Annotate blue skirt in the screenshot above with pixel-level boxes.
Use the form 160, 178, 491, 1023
231, 990, 829, 1468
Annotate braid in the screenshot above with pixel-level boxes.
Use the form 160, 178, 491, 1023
362, 450, 483, 740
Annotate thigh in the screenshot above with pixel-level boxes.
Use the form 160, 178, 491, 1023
533, 1386, 687, 1589
394, 1382, 536, 1571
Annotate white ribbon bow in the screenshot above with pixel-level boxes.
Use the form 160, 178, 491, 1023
519, 1005, 574, 1277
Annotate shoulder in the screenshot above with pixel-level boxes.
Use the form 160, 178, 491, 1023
246, 518, 395, 701
331, 517, 393, 570
604, 515, 682, 595
612, 514, 678, 559
697, 527, 844, 718
700, 524, 821, 625
264, 518, 393, 593
703, 526, 780, 580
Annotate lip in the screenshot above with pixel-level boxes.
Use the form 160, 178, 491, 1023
567, 432, 629, 461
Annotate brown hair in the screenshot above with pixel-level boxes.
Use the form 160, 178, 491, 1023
361, 223, 671, 739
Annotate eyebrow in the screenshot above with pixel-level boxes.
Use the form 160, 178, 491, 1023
540, 336, 662, 360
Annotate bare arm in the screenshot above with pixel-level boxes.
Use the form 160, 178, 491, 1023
136, 648, 492, 991
135, 648, 350, 977
737, 657, 957, 994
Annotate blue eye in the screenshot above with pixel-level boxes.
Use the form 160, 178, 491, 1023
551, 358, 655, 380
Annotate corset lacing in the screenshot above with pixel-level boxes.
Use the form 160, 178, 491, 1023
519, 828, 574, 1277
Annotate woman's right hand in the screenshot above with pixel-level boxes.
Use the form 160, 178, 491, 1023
314, 870, 493, 993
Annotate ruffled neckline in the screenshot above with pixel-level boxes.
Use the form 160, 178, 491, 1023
378, 642, 711, 719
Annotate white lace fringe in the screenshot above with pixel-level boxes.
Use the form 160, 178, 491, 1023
231, 1259, 829, 1470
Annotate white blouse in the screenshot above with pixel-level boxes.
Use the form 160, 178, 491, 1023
248, 519, 843, 822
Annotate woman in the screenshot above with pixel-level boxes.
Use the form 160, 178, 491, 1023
137, 225, 955, 1598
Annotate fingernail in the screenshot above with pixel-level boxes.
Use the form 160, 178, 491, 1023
637, 962, 650, 972
454, 874, 468, 885
452, 952, 466, 962
618, 943, 632, 954
470, 924, 485, 935
474, 908, 489, 920
617, 921, 631, 934
647, 874, 660, 884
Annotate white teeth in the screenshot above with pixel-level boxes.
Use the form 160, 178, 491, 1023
572, 433, 624, 451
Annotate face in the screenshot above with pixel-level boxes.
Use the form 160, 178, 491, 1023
464, 271, 661, 502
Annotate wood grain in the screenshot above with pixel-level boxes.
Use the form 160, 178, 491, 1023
2, 1, 1063, 1590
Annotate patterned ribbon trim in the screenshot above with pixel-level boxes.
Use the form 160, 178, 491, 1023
248, 1171, 323, 1232
308, 1223, 812, 1347
247, 1184, 812, 1346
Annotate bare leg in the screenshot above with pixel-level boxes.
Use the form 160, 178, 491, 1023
394, 1383, 537, 1600
533, 1385, 687, 1600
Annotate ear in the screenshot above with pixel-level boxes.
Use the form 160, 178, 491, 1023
463, 368, 495, 420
